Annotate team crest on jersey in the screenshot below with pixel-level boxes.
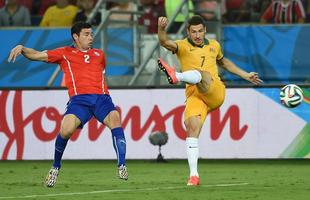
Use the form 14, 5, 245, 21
209, 47, 215, 53
94, 51, 100, 56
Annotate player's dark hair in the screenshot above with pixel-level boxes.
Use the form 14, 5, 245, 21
71, 21, 92, 40
187, 15, 206, 30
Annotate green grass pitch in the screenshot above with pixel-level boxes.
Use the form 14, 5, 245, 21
0, 159, 309, 200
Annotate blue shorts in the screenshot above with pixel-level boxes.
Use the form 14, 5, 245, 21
64, 94, 116, 129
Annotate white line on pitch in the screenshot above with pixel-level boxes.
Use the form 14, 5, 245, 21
0, 182, 249, 199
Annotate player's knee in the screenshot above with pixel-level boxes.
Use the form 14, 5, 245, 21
197, 71, 212, 93
203, 71, 212, 84
186, 125, 200, 136
110, 110, 121, 124
105, 110, 121, 129
184, 117, 201, 137
60, 114, 80, 139
60, 125, 76, 139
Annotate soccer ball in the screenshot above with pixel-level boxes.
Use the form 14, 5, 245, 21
149, 131, 168, 146
280, 84, 303, 108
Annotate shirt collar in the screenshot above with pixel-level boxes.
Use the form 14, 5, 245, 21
71, 44, 91, 52
187, 37, 209, 48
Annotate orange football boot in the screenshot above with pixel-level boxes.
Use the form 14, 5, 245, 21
187, 176, 200, 186
157, 58, 178, 84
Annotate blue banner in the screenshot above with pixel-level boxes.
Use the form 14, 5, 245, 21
0, 28, 133, 87
1, 25, 309, 87
256, 87, 310, 122
223, 25, 310, 84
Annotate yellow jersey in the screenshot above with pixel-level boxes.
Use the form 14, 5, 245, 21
175, 38, 223, 80
40, 5, 78, 27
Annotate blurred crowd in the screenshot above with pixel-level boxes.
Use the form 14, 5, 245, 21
0, 0, 133, 27
1, 0, 310, 32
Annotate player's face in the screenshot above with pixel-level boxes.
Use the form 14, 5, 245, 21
75, 28, 93, 50
187, 24, 206, 46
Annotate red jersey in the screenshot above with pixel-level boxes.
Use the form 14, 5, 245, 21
47, 46, 109, 97
261, 0, 305, 23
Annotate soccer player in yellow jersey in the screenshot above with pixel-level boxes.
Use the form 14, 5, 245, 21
157, 15, 263, 186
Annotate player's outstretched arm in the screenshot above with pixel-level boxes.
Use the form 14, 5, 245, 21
218, 57, 263, 85
157, 16, 177, 52
8, 45, 48, 63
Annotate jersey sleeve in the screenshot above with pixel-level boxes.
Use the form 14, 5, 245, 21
47, 47, 64, 64
214, 40, 224, 60
174, 40, 184, 56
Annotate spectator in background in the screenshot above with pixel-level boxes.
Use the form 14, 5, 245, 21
260, 0, 306, 23
165, 0, 194, 33
302, 0, 310, 22
225, 0, 251, 23
194, 0, 226, 22
40, 0, 78, 27
251, 0, 271, 22
18, 0, 33, 12
193, 0, 226, 34
74, 0, 101, 26
108, 2, 134, 27
31, 0, 56, 16
138, 0, 165, 33
0, 0, 31, 26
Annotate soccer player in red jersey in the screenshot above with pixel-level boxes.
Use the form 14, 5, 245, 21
8, 22, 128, 187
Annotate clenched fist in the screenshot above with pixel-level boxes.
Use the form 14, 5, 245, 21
158, 16, 168, 29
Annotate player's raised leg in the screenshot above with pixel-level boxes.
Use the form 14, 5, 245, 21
196, 71, 212, 94
45, 114, 81, 187
158, 58, 202, 85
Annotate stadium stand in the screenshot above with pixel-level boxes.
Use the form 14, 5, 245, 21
0, 0, 310, 87
138, 0, 165, 34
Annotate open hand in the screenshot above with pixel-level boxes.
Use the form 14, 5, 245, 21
245, 72, 263, 85
8, 45, 23, 63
